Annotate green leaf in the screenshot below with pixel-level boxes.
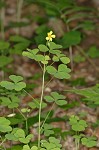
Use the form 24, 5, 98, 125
38, 44, 49, 52
22, 51, 35, 60
53, 56, 59, 62
44, 96, 54, 102
49, 50, 61, 55
0, 41, 10, 50
49, 42, 62, 50
68, 85, 99, 105
14, 82, 26, 91
54, 64, 71, 79
22, 145, 30, 150
35, 54, 45, 61
5, 133, 18, 141
44, 124, 53, 130
74, 54, 85, 63
81, 137, 97, 147
41, 102, 47, 109
56, 100, 67, 106
0, 56, 13, 68
69, 115, 88, 131
14, 129, 33, 144
22, 48, 39, 60
9, 75, 23, 83
0, 95, 20, 108
14, 129, 25, 138
40, 137, 62, 149
51, 92, 65, 99
28, 101, 39, 109
60, 57, 70, 64
8, 145, 22, 150
10, 35, 30, 43
0, 81, 15, 90
49, 137, 60, 144
45, 92, 66, 106
0, 75, 26, 91
12, 42, 30, 54
44, 129, 54, 136
41, 55, 50, 64
87, 46, 99, 58
31, 146, 38, 150
46, 66, 57, 75
0, 117, 12, 132
61, 31, 81, 48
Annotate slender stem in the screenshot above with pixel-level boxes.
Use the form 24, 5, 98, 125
38, 62, 43, 71
67, 24, 73, 71
23, 89, 39, 106
0, 138, 6, 148
69, 45, 73, 71
38, 64, 45, 148
75, 140, 78, 150
0, 0, 5, 40
40, 102, 55, 131
16, 0, 23, 34
1, 70, 4, 81
44, 76, 54, 89
17, 108, 28, 134
77, 140, 80, 150
61, 16, 74, 71
76, 45, 99, 72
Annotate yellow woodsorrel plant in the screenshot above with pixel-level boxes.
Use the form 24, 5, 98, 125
0, 31, 71, 150
0, 31, 97, 150
22, 31, 71, 150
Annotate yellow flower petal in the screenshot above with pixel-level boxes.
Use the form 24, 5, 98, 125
46, 37, 49, 40
51, 35, 56, 38
46, 31, 56, 42
49, 38, 52, 41
48, 32, 50, 36
50, 31, 53, 35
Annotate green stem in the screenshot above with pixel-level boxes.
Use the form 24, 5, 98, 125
66, 24, 73, 71
0, 138, 6, 149
75, 141, 78, 150
23, 89, 39, 106
16, 0, 23, 34
17, 108, 28, 135
1, 70, 4, 81
76, 45, 99, 72
40, 102, 55, 131
62, 17, 73, 71
38, 64, 45, 148
44, 76, 54, 89
0, 0, 5, 40
77, 140, 80, 150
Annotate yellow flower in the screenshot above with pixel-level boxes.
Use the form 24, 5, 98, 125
46, 31, 56, 42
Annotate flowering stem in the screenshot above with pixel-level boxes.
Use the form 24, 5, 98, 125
38, 64, 45, 148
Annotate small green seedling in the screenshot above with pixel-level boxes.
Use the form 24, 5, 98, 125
81, 137, 97, 148
69, 115, 97, 149
69, 115, 88, 132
